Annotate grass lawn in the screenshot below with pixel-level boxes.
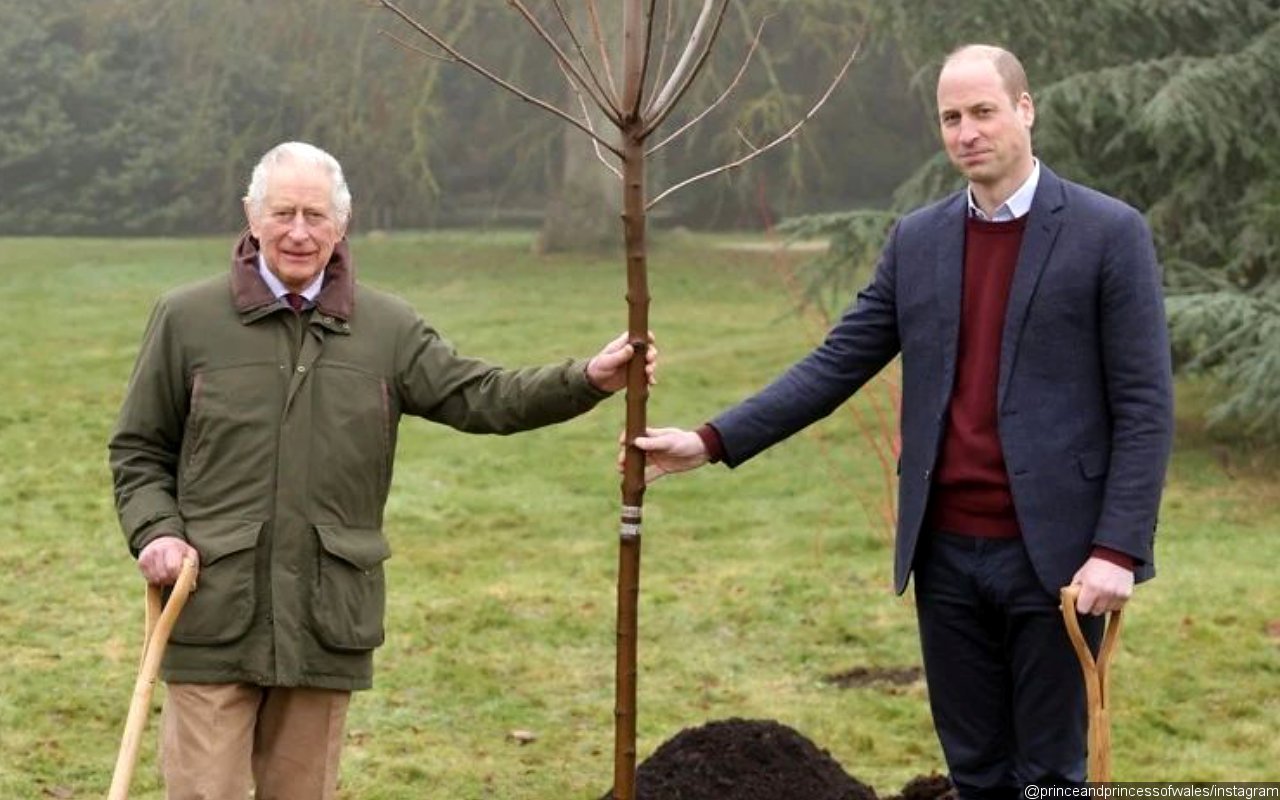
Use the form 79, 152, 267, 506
0, 231, 1275, 798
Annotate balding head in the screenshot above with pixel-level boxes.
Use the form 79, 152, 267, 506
943, 44, 1030, 105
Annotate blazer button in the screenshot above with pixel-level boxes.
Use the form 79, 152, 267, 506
923, 469, 931, 480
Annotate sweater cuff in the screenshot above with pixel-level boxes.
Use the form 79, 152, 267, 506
1090, 545, 1135, 572
695, 423, 725, 464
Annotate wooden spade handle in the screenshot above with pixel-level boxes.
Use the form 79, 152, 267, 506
1060, 585, 1124, 783
108, 558, 199, 800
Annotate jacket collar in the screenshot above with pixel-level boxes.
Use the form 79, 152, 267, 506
932, 164, 1068, 412
1026, 163, 1067, 217
230, 229, 355, 324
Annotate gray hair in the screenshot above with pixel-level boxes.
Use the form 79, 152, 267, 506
244, 141, 352, 226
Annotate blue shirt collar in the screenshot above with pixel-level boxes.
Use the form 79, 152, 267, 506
968, 159, 1040, 221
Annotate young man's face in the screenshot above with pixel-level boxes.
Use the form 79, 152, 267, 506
936, 56, 1035, 195
244, 160, 346, 292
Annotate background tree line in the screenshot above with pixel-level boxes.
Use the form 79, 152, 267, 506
2, 0, 1275, 434
0, 0, 927, 236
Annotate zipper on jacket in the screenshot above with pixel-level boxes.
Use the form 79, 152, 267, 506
379, 378, 392, 489
184, 371, 205, 469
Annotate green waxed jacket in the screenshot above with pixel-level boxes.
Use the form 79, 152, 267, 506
109, 233, 611, 690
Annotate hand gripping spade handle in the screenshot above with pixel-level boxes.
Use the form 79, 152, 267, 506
1060, 585, 1124, 784
108, 558, 198, 800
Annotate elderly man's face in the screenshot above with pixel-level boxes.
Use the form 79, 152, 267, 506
244, 160, 346, 293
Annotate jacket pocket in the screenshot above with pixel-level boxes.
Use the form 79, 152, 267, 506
311, 525, 392, 653
1076, 448, 1110, 480
309, 365, 395, 521
170, 519, 264, 645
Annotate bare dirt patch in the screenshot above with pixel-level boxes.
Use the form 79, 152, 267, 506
882, 772, 957, 800
822, 665, 924, 689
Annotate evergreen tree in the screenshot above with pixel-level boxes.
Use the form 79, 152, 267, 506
788, 0, 1280, 436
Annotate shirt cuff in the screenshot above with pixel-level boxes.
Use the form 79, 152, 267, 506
695, 423, 725, 464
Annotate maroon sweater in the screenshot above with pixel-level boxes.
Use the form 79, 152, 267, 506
924, 215, 1133, 569
927, 215, 1027, 537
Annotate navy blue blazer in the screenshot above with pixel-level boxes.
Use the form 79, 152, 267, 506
713, 166, 1174, 595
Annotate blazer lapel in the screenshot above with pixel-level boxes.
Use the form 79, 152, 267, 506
998, 168, 1066, 409
934, 194, 967, 409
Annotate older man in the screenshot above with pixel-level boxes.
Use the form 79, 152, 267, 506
110, 141, 652, 799
634, 45, 1173, 797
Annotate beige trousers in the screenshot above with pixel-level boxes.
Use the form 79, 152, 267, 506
160, 683, 351, 800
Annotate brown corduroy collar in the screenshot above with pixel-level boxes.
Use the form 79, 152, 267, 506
230, 229, 356, 322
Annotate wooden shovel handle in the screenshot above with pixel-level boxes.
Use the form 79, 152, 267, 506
1060, 584, 1124, 783
1060, 585, 1124, 692
108, 558, 199, 800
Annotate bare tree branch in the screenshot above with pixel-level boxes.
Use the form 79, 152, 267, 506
549, 0, 620, 112
584, 0, 620, 104
733, 127, 758, 149
620, 0, 645, 114
557, 60, 624, 181
375, 0, 623, 157
642, 0, 726, 122
646, 0, 677, 109
508, 0, 623, 125
628, 0, 661, 119
645, 16, 768, 156
378, 29, 456, 63
646, 42, 859, 210
643, 0, 732, 135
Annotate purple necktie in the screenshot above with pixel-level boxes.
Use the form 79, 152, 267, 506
284, 293, 305, 313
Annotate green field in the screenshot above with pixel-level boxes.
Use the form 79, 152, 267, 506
0, 232, 1275, 798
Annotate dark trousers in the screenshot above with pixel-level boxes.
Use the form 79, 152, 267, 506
913, 532, 1103, 800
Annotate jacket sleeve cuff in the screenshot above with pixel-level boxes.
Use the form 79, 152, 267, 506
129, 516, 186, 557
696, 423, 725, 464
575, 359, 616, 400
1090, 545, 1136, 572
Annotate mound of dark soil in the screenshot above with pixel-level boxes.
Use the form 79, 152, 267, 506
600, 718, 878, 800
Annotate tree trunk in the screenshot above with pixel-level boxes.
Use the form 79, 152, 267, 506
614, 4, 649, 798
613, 123, 648, 800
